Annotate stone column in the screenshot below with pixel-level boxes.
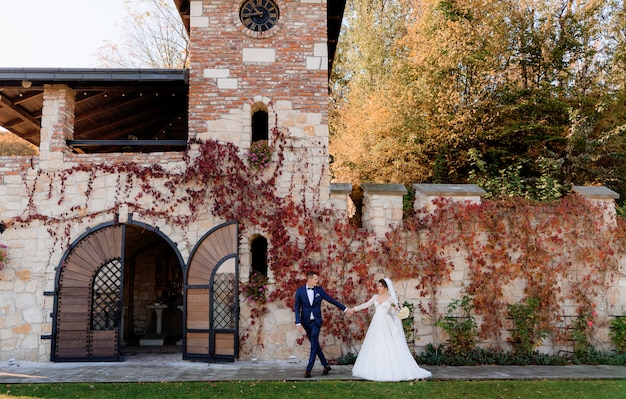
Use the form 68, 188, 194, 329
329, 183, 354, 219
39, 84, 75, 169
572, 186, 620, 226
361, 183, 406, 239
413, 184, 486, 213
572, 186, 623, 352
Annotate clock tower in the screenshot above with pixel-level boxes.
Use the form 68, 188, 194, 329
184, 0, 331, 201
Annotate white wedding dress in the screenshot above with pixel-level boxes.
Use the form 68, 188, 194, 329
351, 295, 432, 382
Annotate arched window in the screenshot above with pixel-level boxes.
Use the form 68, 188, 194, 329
250, 236, 268, 277
91, 259, 122, 330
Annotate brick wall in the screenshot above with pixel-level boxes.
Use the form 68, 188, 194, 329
187, 0, 330, 202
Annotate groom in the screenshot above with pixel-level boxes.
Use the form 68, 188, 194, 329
294, 270, 347, 378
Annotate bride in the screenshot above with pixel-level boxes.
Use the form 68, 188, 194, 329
348, 278, 432, 382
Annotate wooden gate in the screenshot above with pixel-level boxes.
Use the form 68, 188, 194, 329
52, 225, 124, 361
183, 221, 239, 362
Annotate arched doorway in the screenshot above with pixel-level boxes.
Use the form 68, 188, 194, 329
122, 223, 185, 355
51, 221, 185, 362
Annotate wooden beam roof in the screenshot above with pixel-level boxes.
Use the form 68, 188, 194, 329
0, 69, 189, 153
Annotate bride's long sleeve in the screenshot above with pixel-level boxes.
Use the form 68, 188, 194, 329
353, 295, 377, 312
388, 303, 398, 316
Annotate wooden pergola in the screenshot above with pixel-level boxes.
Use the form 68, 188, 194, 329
0, 69, 189, 153
0, 1, 346, 154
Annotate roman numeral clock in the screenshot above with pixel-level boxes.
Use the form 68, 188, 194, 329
239, 0, 279, 33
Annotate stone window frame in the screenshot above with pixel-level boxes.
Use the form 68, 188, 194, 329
243, 97, 276, 149
250, 234, 268, 278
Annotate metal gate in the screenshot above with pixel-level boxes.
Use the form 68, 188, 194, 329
183, 221, 239, 362
52, 225, 124, 361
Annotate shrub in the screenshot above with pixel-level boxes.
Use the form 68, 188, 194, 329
413, 344, 626, 366
336, 352, 358, 365
609, 314, 626, 354
570, 306, 597, 356
507, 297, 549, 355
436, 295, 478, 355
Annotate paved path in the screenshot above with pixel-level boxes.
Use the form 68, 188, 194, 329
1, 355, 626, 383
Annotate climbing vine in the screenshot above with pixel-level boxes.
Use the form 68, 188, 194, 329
385, 195, 624, 350
1, 123, 625, 355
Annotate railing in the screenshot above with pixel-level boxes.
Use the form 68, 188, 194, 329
67, 140, 187, 147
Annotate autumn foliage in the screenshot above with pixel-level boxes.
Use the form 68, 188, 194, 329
331, 0, 626, 200
0, 129, 38, 156
2, 126, 624, 353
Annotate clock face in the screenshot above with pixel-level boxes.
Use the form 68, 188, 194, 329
239, 0, 279, 33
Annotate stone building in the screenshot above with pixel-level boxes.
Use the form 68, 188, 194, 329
0, 0, 348, 363
1, 0, 625, 364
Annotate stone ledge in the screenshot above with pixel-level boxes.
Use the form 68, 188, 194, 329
330, 183, 352, 194
414, 183, 486, 197
362, 183, 407, 195
572, 186, 620, 200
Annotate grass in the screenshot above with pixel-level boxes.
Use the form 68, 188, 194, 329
2, 380, 626, 399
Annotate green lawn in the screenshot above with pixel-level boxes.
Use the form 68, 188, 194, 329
2, 380, 626, 399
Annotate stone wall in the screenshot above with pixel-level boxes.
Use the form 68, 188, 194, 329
0, 153, 197, 361
1, 0, 626, 364
236, 183, 626, 361
2, 140, 626, 361
361, 183, 406, 239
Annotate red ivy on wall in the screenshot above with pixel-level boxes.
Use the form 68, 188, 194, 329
385, 195, 623, 346
2, 127, 624, 351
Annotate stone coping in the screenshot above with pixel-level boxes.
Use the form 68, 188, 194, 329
572, 186, 620, 199
361, 183, 407, 195
330, 183, 352, 194
414, 183, 487, 197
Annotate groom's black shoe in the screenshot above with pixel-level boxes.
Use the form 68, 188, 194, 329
304, 370, 312, 378
323, 366, 332, 375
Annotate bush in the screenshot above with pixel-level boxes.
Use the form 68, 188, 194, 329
241, 272, 269, 304
570, 307, 597, 356
435, 295, 478, 355
609, 315, 626, 354
508, 297, 549, 355
414, 344, 626, 366
335, 352, 358, 365
247, 140, 272, 170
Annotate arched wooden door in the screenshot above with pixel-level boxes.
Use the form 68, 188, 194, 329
52, 225, 124, 361
183, 221, 239, 362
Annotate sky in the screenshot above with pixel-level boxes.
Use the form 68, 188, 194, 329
0, 0, 127, 68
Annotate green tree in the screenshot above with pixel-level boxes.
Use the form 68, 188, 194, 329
330, 0, 626, 202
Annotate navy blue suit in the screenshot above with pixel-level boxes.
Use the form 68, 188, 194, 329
294, 285, 346, 371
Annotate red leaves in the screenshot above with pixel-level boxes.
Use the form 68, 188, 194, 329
8, 122, 625, 352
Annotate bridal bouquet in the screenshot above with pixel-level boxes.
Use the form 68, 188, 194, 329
397, 306, 410, 320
